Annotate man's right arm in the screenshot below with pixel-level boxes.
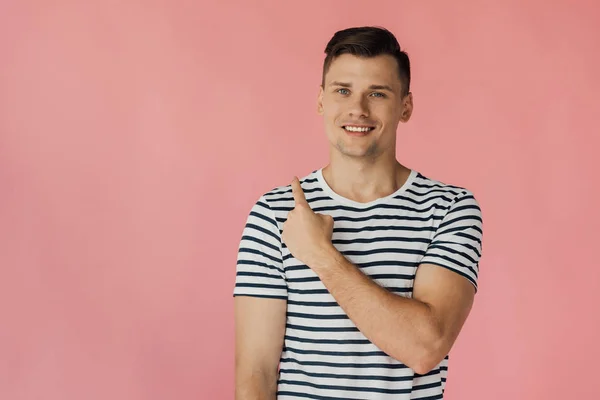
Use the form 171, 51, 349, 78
233, 195, 288, 399
235, 296, 286, 399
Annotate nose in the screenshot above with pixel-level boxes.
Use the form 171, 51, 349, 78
348, 95, 369, 118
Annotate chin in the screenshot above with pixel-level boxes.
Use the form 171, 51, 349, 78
335, 143, 378, 158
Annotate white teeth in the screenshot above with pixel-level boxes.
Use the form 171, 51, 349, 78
344, 126, 372, 132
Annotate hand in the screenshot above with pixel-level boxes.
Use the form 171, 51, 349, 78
282, 176, 335, 268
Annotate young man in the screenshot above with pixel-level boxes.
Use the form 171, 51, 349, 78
233, 26, 483, 400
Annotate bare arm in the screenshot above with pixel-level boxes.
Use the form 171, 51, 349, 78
235, 296, 286, 400
311, 251, 475, 375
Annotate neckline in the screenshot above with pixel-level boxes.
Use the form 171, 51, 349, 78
315, 167, 418, 208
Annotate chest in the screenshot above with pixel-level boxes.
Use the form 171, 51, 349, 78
282, 208, 437, 298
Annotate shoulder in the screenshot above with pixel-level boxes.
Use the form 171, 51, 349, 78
412, 171, 472, 197
409, 171, 483, 226
259, 170, 320, 207
248, 170, 319, 219
412, 171, 480, 206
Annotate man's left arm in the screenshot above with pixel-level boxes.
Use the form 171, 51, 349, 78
282, 178, 483, 375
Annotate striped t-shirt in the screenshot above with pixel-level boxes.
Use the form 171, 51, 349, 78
233, 167, 483, 399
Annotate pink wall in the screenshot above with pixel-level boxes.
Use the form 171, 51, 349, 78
1, 1, 598, 399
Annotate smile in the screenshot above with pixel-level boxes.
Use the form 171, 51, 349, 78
342, 126, 375, 133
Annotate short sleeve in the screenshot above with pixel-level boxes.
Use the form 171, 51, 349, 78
420, 191, 483, 291
233, 195, 288, 300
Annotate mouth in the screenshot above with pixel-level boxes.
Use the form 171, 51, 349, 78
341, 125, 376, 136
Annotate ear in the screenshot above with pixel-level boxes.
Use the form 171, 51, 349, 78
317, 85, 324, 115
399, 92, 413, 123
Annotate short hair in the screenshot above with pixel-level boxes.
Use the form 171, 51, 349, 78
322, 26, 411, 95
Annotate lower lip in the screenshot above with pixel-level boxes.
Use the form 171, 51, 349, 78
343, 128, 374, 136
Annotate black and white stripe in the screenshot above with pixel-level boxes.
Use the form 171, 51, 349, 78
234, 168, 483, 399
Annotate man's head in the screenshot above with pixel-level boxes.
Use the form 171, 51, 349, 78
317, 26, 413, 160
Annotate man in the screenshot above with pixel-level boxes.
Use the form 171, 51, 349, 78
233, 26, 483, 400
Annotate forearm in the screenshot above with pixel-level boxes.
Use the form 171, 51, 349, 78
310, 247, 444, 374
235, 369, 277, 400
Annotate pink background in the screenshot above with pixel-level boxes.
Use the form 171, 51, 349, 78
1, 1, 599, 399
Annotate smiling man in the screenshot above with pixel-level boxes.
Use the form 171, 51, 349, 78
233, 26, 484, 400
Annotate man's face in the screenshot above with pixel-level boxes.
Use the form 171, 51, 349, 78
317, 54, 413, 159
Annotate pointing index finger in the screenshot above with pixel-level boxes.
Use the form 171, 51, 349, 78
291, 177, 308, 207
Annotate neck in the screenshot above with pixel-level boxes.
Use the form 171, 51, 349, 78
321, 153, 411, 204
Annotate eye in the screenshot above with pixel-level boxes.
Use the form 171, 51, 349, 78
370, 92, 386, 98
336, 88, 350, 95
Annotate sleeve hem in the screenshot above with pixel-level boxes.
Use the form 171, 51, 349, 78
418, 261, 478, 293
233, 293, 288, 300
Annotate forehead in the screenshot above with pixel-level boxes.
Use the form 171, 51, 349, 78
324, 53, 402, 89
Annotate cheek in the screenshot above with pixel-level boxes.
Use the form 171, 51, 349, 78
377, 108, 402, 128
323, 99, 342, 114
323, 104, 343, 126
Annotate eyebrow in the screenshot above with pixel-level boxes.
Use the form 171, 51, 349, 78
329, 81, 395, 92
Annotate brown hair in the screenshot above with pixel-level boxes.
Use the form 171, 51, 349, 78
322, 26, 411, 96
